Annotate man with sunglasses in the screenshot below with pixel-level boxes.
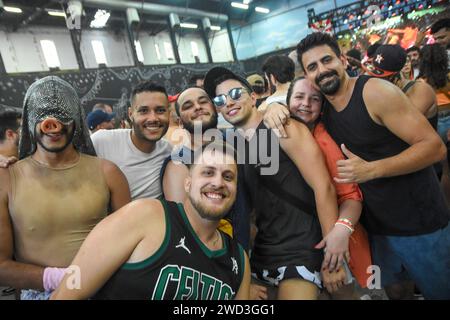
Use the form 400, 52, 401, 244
203, 67, 347, 299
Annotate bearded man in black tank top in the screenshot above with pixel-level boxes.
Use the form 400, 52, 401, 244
295, 32, 449, 300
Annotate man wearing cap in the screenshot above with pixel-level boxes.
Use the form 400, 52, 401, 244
87, 109, 115, 134
246, 74, 268, 108
363, 44, 440, 178
203, 66, 350, 299
295, 33, 449, 299
91, 81, 173, 200
0, 76, 131, 299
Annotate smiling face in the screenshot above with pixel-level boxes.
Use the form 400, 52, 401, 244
214, 79, 255, 128
177, 87, 218, 134
288, 79, 323, 125
301, 45, 347, 96
185, 148, 237, 221
129, 91, 169, 142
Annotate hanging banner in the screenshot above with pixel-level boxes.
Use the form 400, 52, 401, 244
310, 18, 333, 34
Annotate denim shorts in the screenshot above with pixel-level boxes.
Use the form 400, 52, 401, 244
20, 289, 51, 300
370, 222, 450, 300
437, 112, 450, 143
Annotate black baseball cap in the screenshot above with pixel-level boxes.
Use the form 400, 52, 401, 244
204, 67, 253, 99
362, 44, 407, 78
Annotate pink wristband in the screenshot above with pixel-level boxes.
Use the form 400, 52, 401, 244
43, 267, 67, 292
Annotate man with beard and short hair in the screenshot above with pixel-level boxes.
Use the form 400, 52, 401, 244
296, 32, 449, 299
0, 76, 131, 300
161, 86, 251, 252
162, 87, 219, 203
431, 18, 450, 53
258, 55, 295, 113
430, 18, 450, 84
0, 106, 21, 298
0, 107, 21, 160
91, 81, 173, 200
406, 46, 420, 79
51, 142, 251, 300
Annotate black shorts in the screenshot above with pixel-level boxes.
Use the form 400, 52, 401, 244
251, 264, 322, 288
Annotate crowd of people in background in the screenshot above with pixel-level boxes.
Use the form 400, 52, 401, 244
0, 16, 449, 301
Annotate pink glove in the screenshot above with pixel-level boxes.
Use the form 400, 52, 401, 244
43, 267, 67, 292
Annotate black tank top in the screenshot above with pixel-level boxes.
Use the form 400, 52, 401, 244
323, 76, 449, 236
244, 121, 323, 272
94, 200, 245, 300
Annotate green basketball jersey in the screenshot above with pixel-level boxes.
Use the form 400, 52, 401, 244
94, 200, 245, 300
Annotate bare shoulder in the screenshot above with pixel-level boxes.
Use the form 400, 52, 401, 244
100, 199, 164, 230
280, 119, 314, 153
99, 158, 121, 175
284, 118, 310, 136
363, 77, 413, 123
364, 77, 401, 101
126, 198, 166, 226
0, 168, 10, 194
408, 80, 436, 98
257, 100, 268, 113
165, 159, 189, 176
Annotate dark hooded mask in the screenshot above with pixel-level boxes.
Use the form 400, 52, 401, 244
19, 76, 96, 159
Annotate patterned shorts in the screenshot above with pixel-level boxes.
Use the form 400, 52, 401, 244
251, 264, 322, 288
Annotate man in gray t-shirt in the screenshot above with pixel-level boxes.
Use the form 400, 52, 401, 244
91, 81, 172, 200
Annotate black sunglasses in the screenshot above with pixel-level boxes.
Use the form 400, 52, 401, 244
213, 87, 248, 108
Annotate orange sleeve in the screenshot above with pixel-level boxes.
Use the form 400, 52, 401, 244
313, 122, 363, 205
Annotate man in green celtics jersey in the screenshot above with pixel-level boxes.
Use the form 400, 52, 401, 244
51, 141, 251, 300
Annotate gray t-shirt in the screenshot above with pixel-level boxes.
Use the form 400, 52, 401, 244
91, 129, 172, 200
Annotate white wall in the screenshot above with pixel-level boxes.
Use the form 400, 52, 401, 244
79, 29, 134, 68
176, 32, 208, 64
0, 27, 78, 73
208, 29, 234, 63
0, 25, 234, 73
137, 31, 176, 65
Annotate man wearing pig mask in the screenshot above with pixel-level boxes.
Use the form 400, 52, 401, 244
0, 76, 130, 299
